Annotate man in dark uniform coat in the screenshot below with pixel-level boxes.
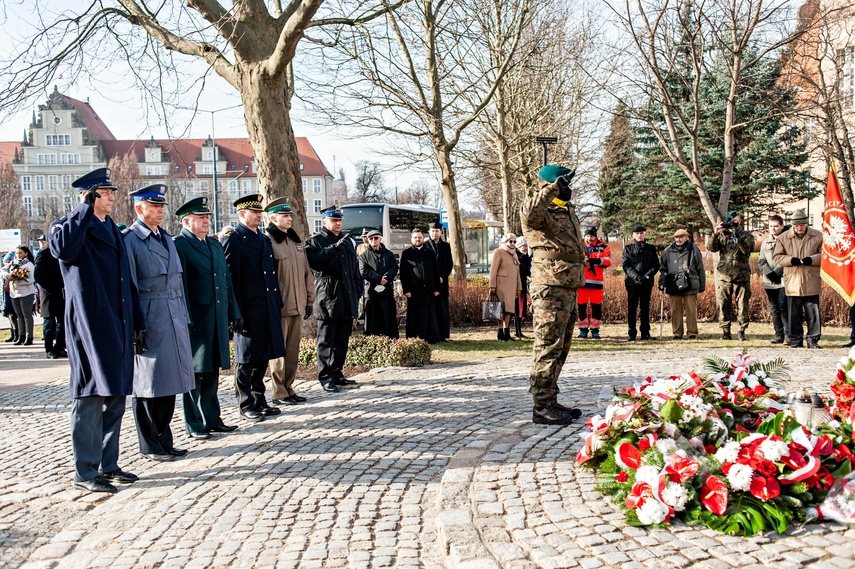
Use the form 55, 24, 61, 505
34, 233, 67, 359
358, 229, 399, 338
400, 228, 442, 344
305, 206, 361, 393
425, 220, 453, 340
49, 167, 142, 493
222, 194, 285, 421
173, 197, 241, 437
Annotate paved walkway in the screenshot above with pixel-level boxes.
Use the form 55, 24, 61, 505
0, 343, 853, 568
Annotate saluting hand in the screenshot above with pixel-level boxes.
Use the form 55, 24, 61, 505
84, 188, 101, 207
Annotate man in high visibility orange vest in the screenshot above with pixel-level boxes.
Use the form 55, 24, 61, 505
578, 227, 611, 339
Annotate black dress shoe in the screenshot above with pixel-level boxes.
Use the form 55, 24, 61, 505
335, 377, 358, 386
75, 476, 117, 493
322, 382, 341, 392
627, 336, 636, 342
240, 408, 266, 422
209, 424, 239, 433
843, 341, 855, 348
532, 405, 576, 426
143, 452, 175, 462
100, 469, 139, 484
807, 342, 821, 349
55, 350, 68, 358
46, 351, 57, 359
272, 398, 298, 406
259, 405, 281, 416
788, 342, 804, 349
770, 337, 785, 344
290, 394, 307, 402
188, 431, 210, 440
640, 334, 655, 341
167, 447, 189, 457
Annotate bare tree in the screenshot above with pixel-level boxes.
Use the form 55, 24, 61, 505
108, 152, 145, 227
397, 179, 440, 206
0, 1, 400, 238
603, 0, 800, 228
352, 160, 390, 203
0, 161, 27, 233
303, 0, 531, 282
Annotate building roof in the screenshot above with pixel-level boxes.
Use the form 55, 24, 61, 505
58, 95, 116, 142
0, 141, 20, 164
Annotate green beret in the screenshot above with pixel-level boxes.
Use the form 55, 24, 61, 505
724, 210, 740, 223
538, 164, 573, 183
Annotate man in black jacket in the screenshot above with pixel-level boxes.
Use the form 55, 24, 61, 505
425, 220, 453, 340
306, 206, 361, 393
400, 229, 442, 343
622, 225, 659, 341
34, 234, 66, 359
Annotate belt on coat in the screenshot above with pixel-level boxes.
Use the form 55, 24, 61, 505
139, 289, 181, 300
532, 250, 581, 262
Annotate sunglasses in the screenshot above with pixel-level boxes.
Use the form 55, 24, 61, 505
508, 240, 516, 243
368, 236, 381, 240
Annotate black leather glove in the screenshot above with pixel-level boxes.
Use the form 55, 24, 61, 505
767, 272, 782, 284
134, 329, 146, 355
303, 306, 313, 320
790, 257, 802, 266
334, 234, 351, 248
83, 187, 101, 207
587, 259, 597, 273
555, 171, 575, 201
641, 274, 649, 282
802, 257, 813, 266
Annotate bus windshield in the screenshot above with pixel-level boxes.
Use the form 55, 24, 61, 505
341, 205, 383, 236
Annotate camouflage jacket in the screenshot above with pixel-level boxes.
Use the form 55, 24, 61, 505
520, 181, 585, 288
708, 228, 754, 283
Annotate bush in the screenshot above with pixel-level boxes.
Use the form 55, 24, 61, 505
448, 276, 491, 327
298, 335, 432, 368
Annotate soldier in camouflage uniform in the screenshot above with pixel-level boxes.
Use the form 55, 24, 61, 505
521, 164, 586, 426
708, 211, 754, 340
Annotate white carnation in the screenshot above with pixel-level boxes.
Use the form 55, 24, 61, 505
726, 463, 754, 492
754, 370, 767, 378
636, 498, 669, 525
635, 465, 661, 488
732, 380, 745, 389
714, 440, 741, 464
655, 438, 677, 456
846, 367, 855, 383
759, 438, 789, 462
745, 375, 760, 389
661, 483, 689, 511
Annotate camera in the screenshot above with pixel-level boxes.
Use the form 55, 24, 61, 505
721, 222, 737, 234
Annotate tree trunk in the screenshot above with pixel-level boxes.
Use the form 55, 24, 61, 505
435, 145, 467, 284
237, 64, 308, 238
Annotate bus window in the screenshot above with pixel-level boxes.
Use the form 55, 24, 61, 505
341, 205, 383, 236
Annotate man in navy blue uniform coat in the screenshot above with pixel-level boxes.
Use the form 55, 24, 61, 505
49, 167, 143, 493
222, 194, 285, 422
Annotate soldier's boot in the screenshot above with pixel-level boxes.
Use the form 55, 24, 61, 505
737, 330, 746, 341
552, 402, 583, 419
533, 404, 577, 426
720, 328, 732, 341
591, 329, 601, 339
578, 328, 589, 339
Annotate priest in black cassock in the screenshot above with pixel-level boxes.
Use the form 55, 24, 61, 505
425, 220, 453, 340
399, 228, 442, 344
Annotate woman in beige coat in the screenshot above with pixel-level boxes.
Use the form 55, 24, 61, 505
489, 233, 522, 341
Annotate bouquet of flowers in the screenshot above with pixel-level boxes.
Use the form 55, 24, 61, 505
833, 353, 855, 420
578, 353, 855, 536
9, 264, 29, 282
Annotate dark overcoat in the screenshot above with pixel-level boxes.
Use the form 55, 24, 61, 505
34, 247, 65, 318
359, 244, 399, 338
124, 223, 195, 398
305, 227, 361, 320
49, 204, 141, 399
174, 228, 241, 373
222, 223, 285, 364
399, 245, 442, 343
425, 238, 453, 296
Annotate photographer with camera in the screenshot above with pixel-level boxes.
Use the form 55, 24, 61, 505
709, 210, 754, 340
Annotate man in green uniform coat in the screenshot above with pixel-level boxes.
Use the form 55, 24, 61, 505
709, 211, 754, 340
521, 165, 586, 426
173, 197, 242, 437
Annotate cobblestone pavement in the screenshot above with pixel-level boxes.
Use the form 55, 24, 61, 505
0, 346, 853, 568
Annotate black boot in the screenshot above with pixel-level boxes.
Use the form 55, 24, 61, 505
23, 335, 33, 346
14, 334, 25, 345
4, 331, 16, 343
497, 328, 503, 341
514, 316, 524, 338
502, 328, 511, 341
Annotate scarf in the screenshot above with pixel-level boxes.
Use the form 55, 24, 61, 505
500, 243, 520, 265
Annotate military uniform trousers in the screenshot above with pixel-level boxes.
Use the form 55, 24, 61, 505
529, 283, 577, 408
670, 294, 698, 338
183, 370, 227, 434
787, 295, 821, 345
71, 395, 125, 482
133, 395, 176, 455
717, 279, 750, 332
235, 361, 271, 412
269, 314, 304, 399
317, 318, 352, 385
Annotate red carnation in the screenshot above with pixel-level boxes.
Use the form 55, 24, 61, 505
616, 471, 629, 483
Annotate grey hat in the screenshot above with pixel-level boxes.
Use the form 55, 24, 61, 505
789, 209, 809, 224
366, 230, 382, 238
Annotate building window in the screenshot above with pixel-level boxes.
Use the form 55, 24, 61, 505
840, 47, 855, 109
45, 134, 71, 146
60, 153, 80, 165
38, 154, 57, 165
242, 179, 253, 192
145, 166, 162, 176
23, 196, 32, 216
314, 199, 322, 213
35, 176, 45, 191
302, 179, 308, 193
36, 197, 45, 216
314, 219, 322, 233
304, 199, 308, 212
62, 175, 72, 188
202, 165, 213, 175
313, 179, 322, 193
199, 181, 209, 192
229, 204, 238, 215
227, 180, 237, 194
21, 176, 31, 191
48, 175, 58, 191
64, 196, 72, 212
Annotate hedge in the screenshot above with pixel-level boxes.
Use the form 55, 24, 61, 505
298, 335, 432, 368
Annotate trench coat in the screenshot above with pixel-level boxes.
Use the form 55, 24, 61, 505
49, 204, 141, 399
174, 228, 241, 373
124, 222, 195, 398
489, 247, 522, 312
222, 223, 285, 363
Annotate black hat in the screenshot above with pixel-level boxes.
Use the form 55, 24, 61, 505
36, 234, 47, 241
265, 197, 293, 215
175, 196, 213, 218
320, 205, 343, 219
234, 194, 264, 211
632, 225, 646, 233
585, 227, 598, 237
428, 219, 443, 230
129, 184, 168, 204
71, 167, 117, 193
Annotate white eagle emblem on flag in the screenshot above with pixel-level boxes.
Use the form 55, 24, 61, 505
822, 214, 854, 253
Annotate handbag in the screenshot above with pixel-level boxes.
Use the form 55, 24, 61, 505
674, 271, 690, 292
481, 293, 504, 322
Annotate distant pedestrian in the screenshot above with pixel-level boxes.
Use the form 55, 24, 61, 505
34, 234, 66, 358
400, 228, 442, 344
622, 225, 659, 341
2, 251, 18, 344
359, 229, 399, 339
1, 245, 36, 346
426, 220, 453, 340
489, 233, 522, 341
658, 229, 705, 339
758, 214, 789, 344
578, 228, 611, 339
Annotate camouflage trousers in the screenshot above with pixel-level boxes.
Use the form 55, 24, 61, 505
529, 283, 577, 407
717, 279, 751, 332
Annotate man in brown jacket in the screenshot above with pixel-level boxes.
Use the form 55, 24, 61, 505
772, 209, 823, 349
265, 198, 315, 403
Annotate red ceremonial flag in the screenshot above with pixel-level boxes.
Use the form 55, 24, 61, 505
820, 165, 855, 306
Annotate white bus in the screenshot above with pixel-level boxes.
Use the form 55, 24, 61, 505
340, 203, 442, 258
